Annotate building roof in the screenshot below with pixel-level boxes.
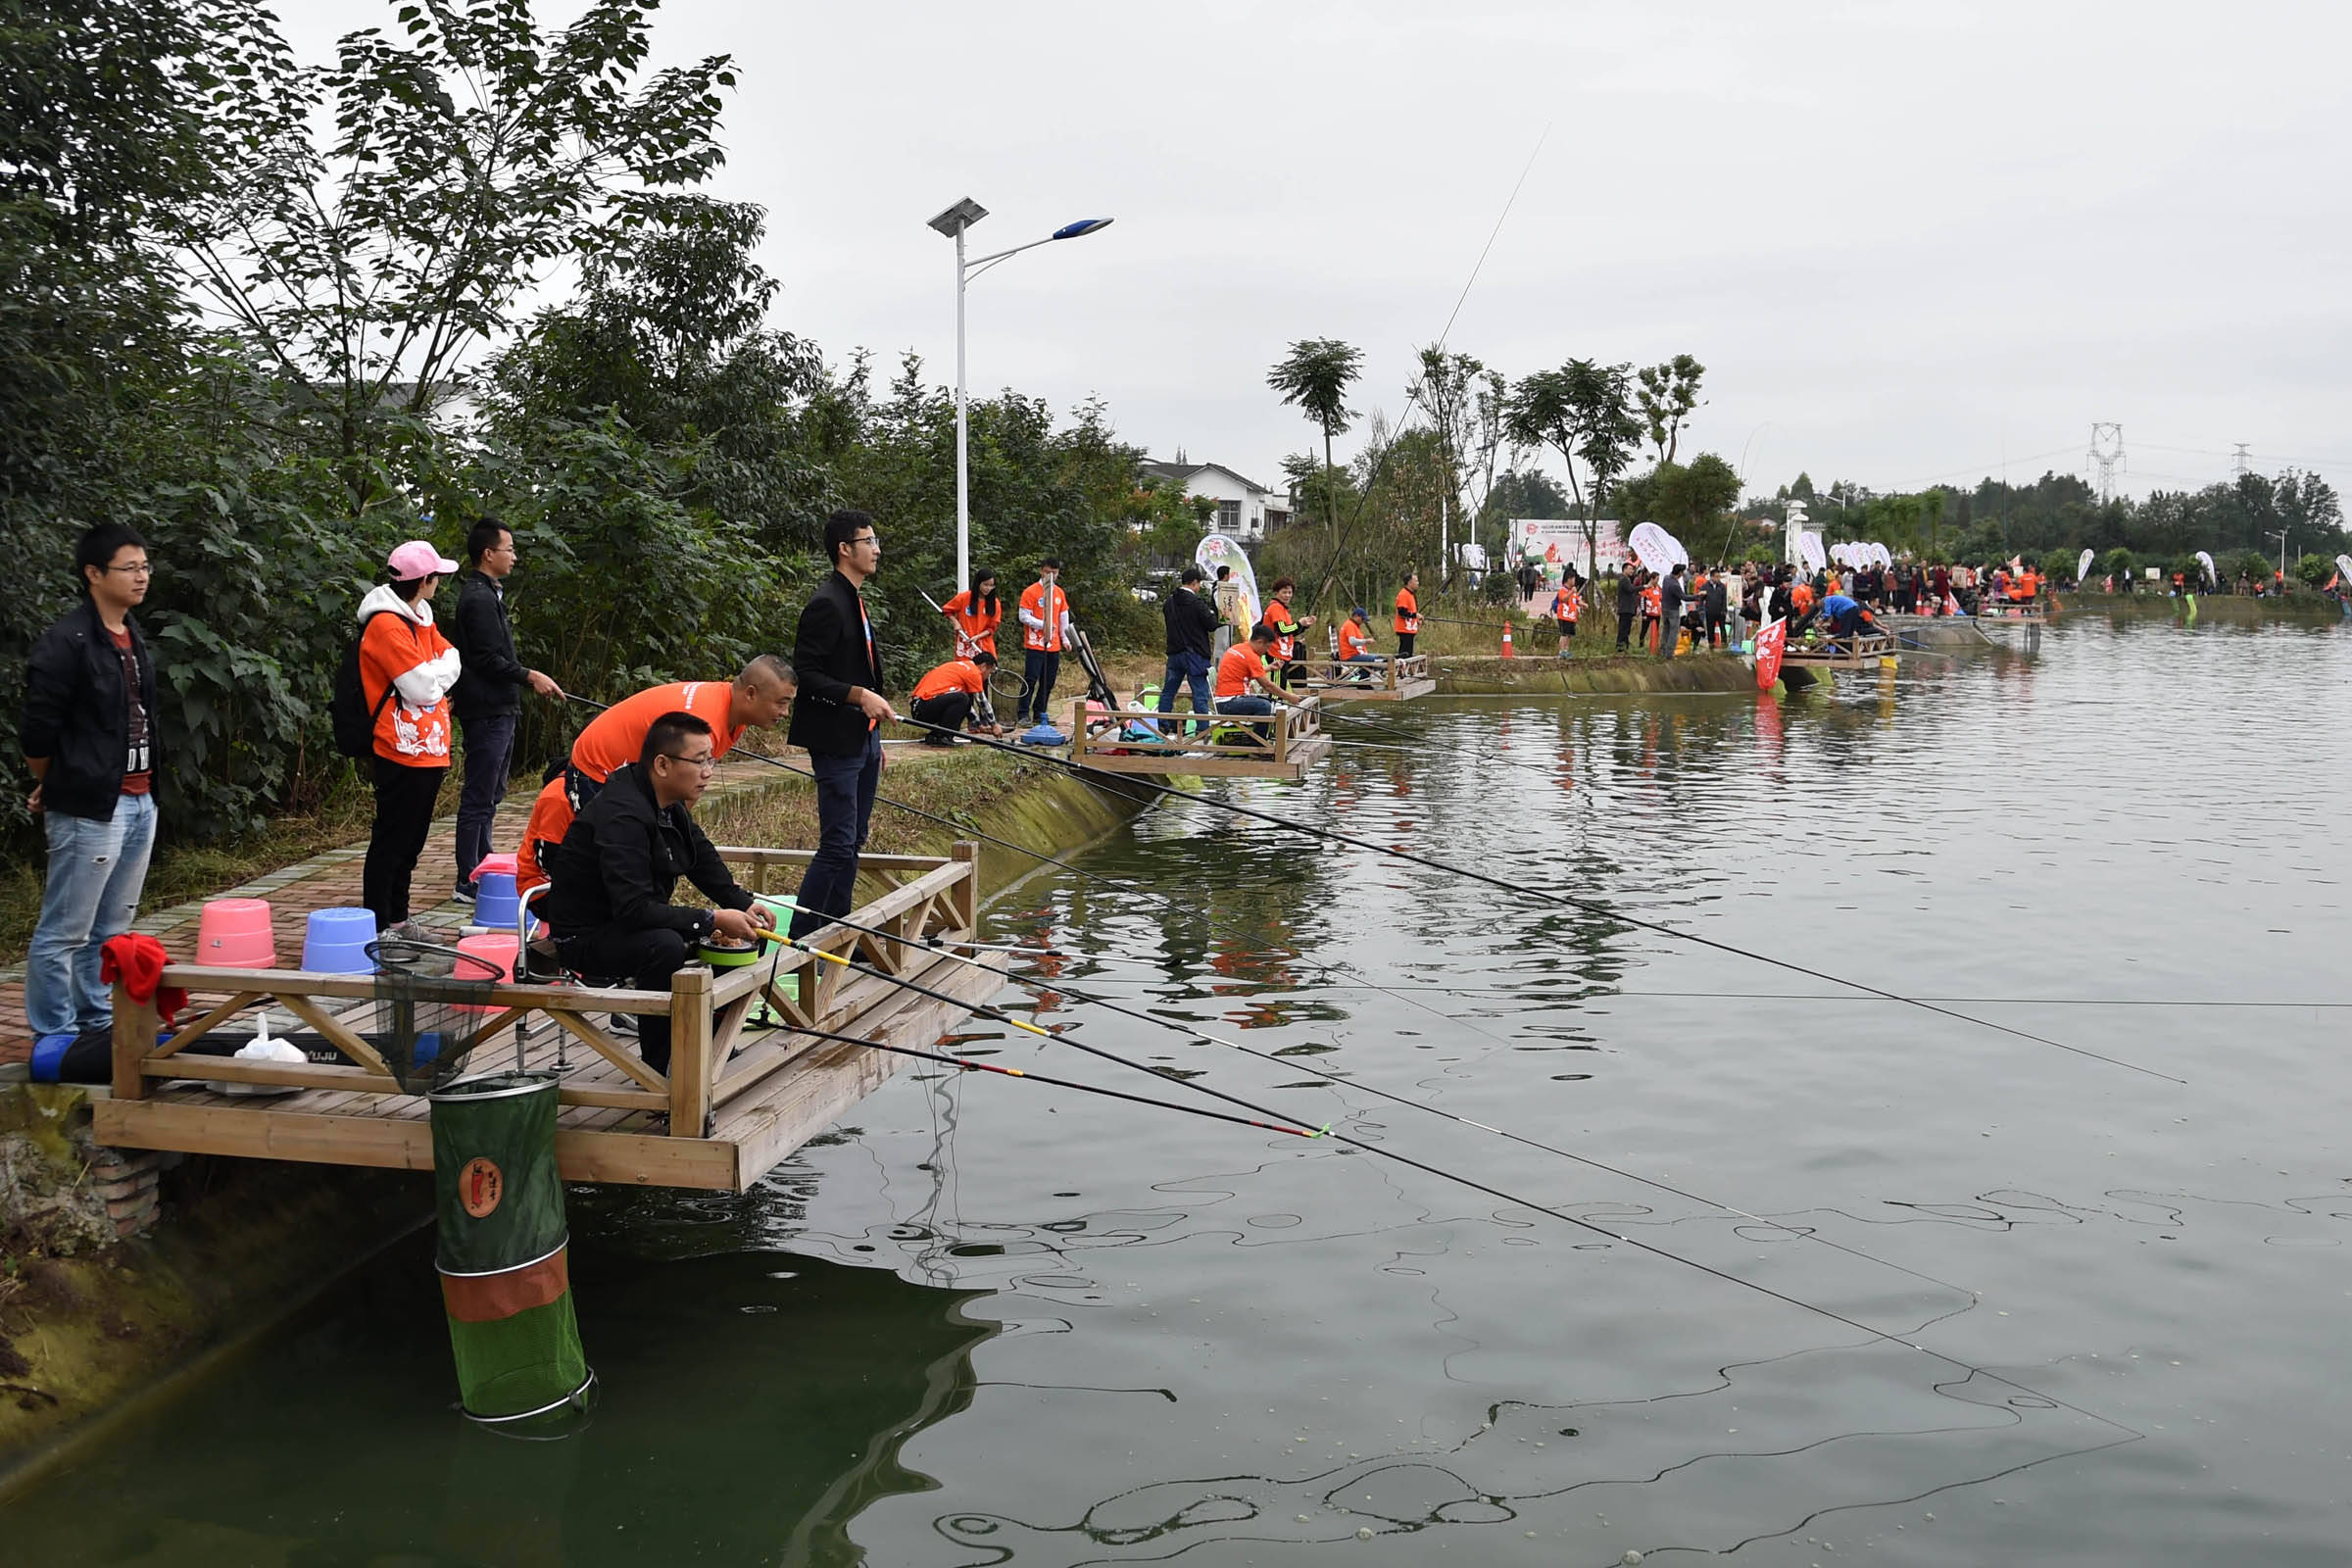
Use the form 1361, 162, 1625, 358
1139, 458, 1274, 496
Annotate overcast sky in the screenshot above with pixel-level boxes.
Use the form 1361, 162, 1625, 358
282, 1, 2352, 504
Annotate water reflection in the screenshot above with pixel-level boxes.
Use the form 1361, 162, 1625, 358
0, 1211, 995, 1567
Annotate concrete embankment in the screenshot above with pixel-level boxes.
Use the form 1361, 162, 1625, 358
1429, 652, 1752, 695
0, 751, 1153, 1479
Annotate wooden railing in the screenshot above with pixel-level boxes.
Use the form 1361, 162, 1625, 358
1070, 694, 1324, 772
1311, 651, 1429, 692
109, 843, 979, 1140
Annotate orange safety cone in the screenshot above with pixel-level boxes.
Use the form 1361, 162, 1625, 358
1499, 622, 1515, 658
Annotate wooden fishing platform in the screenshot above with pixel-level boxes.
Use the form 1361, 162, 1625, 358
1068, 695, 1330, 780
1778, 630, 1899, 670
91, 845, 1004, 1193
1307, 653, 1435, 702
1975, 601, 2050, 626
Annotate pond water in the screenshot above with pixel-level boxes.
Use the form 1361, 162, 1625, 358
5, 610, 2348, 1565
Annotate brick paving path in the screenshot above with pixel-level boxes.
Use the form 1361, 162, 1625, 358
0, 754, 851, 1066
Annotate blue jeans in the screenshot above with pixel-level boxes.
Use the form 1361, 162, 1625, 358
791, 729, 881, 939
1157, 652, 1211, 733
1215, 696, 1273, 716
25, 793, 158, 1037
456, 710, 516, 882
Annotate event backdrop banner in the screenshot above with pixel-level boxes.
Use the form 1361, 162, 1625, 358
1513, 517, 1625, 577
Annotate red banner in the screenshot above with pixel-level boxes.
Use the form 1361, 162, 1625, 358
1754, 617, 1787, 691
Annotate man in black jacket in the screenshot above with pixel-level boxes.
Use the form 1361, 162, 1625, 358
21, 523, 161, 1039
1657, 564, 1688, 658
448, 518, 564, 899
540, 710, 768, 1072
1613, 568, 1640, 652
1155, 564, 1218, 733
786, 510, 893, 941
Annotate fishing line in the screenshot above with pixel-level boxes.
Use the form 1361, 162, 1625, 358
554, 699, 2133, 1440
800, 904, 1993, 1314
779, 907, 2139, 1445
554, 694, 1598, 1086
777, 1018, 1322, 1140
782, 938, 1328, 1139
890, 710, 2186, 1085
1314, 123, 1549, 605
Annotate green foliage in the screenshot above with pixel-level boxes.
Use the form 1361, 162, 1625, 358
2294, 554, 2333, 587
1634, 355, 1705, 466
182, 0, 742, 514
1266, 337, 1362, 538
1504, 360, 1642, 567
2233, 550, 2272, 584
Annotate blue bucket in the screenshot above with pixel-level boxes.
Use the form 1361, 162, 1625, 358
302, 906, 378, 974
473, 872, 519, 931
29, 1033, 74, 1084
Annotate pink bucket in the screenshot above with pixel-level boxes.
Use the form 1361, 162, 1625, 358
197, 898, 276, 968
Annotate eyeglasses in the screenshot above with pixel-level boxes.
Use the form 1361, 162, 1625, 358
849, 533, 880, 549
104, 562, 155, 577
660, 753, 720, 773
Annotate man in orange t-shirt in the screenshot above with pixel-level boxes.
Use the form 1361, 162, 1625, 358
1213, 625, 1287, 730
1393, 571, 1421, 657
908, 652, 996, 745
566, 656, 794, 808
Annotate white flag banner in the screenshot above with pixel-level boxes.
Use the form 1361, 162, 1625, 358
1797, 531, 1827, 573
1627, 521, 1688, 574
2078, 548, 2094, 582
2194, 550, 2216, 587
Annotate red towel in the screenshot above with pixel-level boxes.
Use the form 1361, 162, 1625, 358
100, 932, 188, 1025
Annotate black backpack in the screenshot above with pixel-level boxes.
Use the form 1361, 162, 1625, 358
330, 612, 399, 760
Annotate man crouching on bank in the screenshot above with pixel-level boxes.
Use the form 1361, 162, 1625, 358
539, 710, 771, 1073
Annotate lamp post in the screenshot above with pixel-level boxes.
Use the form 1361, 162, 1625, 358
927, 199, 1113, 595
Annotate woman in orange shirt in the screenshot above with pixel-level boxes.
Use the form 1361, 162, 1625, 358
941, 568, 1002, 658
357, 539, 463, 931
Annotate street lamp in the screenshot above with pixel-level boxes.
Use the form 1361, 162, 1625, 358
927, 198, 1113, 594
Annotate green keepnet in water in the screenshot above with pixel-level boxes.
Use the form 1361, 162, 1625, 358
427, 1070, 592, 1425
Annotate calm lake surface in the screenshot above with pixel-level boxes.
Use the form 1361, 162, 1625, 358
7, 611, 2348, 1565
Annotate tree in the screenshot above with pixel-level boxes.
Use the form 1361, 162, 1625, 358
184, 0, 742, 513
1266, 337, 1362, 540
1634, 354, 1705, 466
1504, 360, 1642, 575
1406, 345, 1506, 581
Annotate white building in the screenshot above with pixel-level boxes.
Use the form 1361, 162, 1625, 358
1139, 458, 1291, 542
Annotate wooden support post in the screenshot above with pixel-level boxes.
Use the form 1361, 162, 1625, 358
112, 979, 160, 1101
951, 841, 979, 932
668, 964, 713, 1137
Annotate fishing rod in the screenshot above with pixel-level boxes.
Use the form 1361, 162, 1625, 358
887, 707, 2185, 1085
762, 902, 2138, 1445
777, 933, 1327, 1139
780, 1017, 1320, 1140
554, 693, 1573, 1073
552, 698, 2134, 1438
793, 903, 1991, 1311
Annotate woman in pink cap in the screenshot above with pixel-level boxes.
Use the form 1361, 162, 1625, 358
358, 539, 464, 932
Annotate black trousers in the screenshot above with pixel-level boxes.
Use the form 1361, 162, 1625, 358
1395, 632, 1415, 658
909, 690, 973, 742
556, 925, 691, 1073
1614, 613, 1634, 652
365, 759, 446, 926
1019, 650, 1060, 725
